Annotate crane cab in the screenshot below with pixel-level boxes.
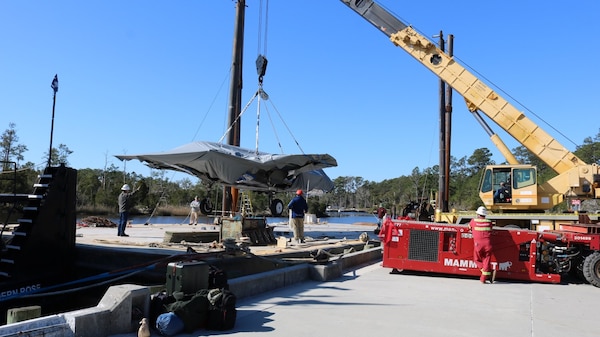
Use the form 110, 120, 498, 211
480, 165, 538, 211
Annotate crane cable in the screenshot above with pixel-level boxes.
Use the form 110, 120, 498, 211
253, 0, 305, 155
254, 0, 269, 153
257, 0, 269, 70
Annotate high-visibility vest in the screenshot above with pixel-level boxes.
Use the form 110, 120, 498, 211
469, 218, 492, 240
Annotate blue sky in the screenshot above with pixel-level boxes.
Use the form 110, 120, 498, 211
1, 1, 598, 183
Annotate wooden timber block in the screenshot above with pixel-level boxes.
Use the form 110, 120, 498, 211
163, 231, 219, 243
277, 236, 288, 248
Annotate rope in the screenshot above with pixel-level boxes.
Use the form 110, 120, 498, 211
0, 252, 191, 302
181, 209, 192, 225
262, 96, 284, 154
15, 269, 145, 300
143, 188, 167, 225
260, 93, 306, 154
217, 90, 259, 144
191, 70, 231, 142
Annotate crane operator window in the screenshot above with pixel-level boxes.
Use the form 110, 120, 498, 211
481, 170, 493, 193
514, 168, 536, 189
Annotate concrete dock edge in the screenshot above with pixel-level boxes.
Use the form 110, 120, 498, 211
0, 247, 382, 337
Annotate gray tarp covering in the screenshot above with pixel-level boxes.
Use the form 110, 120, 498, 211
115, 141, 337, 193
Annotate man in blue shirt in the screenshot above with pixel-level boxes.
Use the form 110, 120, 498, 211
494, 182, 510, 203
288, 189, 308, 244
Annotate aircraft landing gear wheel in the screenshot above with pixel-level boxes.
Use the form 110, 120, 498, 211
582, 252, 600, 287
200, 198, 213, 215
270, 199, 284, 216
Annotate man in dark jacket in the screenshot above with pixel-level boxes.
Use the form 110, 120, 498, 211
288, 189, 308, 244
494, 182, 511, 203
118, 183, 138, 237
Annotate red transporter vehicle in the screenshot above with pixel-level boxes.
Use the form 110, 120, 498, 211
339, 0, 600, 287
379, 218, 600, 286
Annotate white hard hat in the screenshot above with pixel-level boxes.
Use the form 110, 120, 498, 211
476, 206, 488, 216
121, 184, 131, 191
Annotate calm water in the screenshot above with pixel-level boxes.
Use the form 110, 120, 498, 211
95, 212, 378, 226
268, 212, 377, 225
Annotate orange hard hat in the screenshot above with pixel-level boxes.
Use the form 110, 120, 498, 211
296, 189, 303, 195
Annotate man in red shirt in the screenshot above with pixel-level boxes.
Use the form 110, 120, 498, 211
468, 206, 494, 283
376, 204, 386, 229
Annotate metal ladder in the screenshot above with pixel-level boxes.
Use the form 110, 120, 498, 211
240, 191, 254, 217
0, 171, 50, 278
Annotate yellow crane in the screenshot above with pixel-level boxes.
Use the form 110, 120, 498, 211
341, 0, 600, 228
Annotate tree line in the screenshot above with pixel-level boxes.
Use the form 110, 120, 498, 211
2, 122, 600, 217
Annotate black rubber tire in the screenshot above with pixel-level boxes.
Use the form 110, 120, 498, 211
200, 198, 213, 215
582, 252, 600, 287
270, 199, 284, 216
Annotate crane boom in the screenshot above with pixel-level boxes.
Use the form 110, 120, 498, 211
341, 0, 584, 174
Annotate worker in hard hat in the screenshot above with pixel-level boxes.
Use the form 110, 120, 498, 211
467, 206, 494, 283
118, 183, 139, 237
287, 189, 308, 244
189, 196, 200, 225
